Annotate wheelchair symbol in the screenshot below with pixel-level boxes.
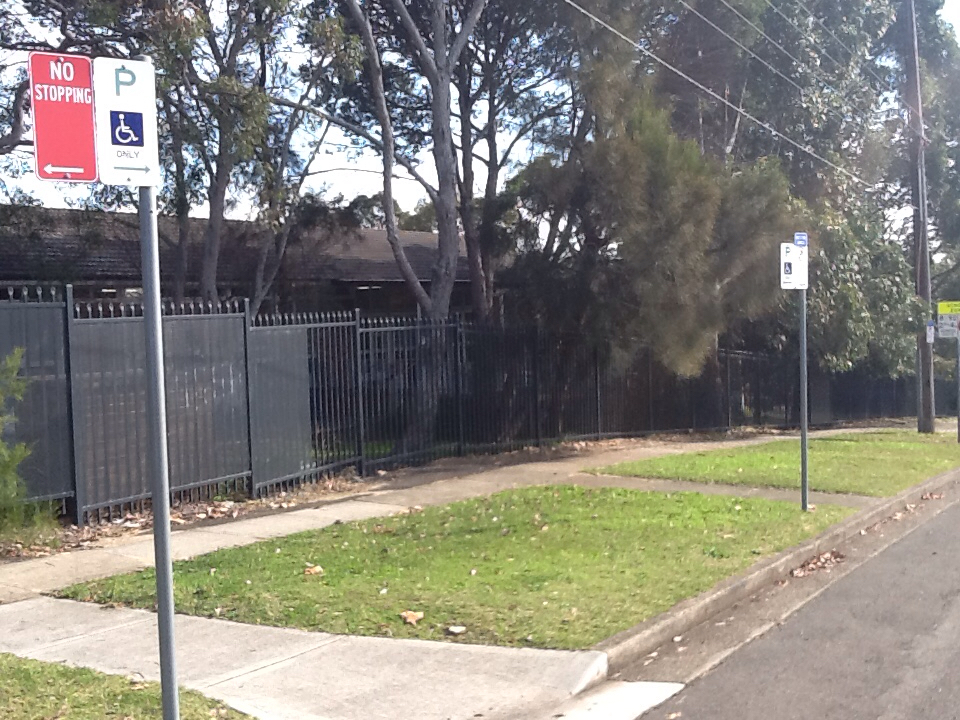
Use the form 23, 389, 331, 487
109, 111, 144, 147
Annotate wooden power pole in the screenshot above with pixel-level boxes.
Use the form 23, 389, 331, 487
906, 0, 935, 433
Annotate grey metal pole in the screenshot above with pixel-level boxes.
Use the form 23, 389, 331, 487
139, 182, 180, 720
800, 288, 809, 511
906, 0, 935, 433
956, 336, 959, 443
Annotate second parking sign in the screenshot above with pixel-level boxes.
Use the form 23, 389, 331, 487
92, 56, 161, 187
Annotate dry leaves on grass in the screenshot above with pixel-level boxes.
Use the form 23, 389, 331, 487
791, 550, 845, 578
921, 492, 945, 501
1, 476, 363, 563
304, 565, 324, 576
400, 610, 424, 626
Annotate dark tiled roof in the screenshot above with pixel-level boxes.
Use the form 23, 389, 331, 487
0, 206, 468, 285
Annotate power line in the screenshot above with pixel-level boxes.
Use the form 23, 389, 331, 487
677, 0, 866, 128
792, 0, 892, 90
757, 0, 845, 70
712, 0, 879, 124
758, 0, 928, 134
561, 0, 870, 186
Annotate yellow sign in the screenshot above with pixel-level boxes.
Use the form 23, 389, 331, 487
939, 301, 960, 314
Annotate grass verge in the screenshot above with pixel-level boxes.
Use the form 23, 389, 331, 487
0, 653, 248, 719
595, 431, 960, 497
61, 486, 849, 650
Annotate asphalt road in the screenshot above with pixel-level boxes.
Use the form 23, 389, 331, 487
648, 498, 960, 720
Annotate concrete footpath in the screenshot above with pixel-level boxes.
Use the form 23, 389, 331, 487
0, 429, 879, 719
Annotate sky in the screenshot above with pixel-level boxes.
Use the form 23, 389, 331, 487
9, 4, 960, 216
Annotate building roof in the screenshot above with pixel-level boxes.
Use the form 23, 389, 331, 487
0, 206, 468, 287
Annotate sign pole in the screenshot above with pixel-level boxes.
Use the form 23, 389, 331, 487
782, 232, 810, 511
800, 288, 809, 511
135, 56, 179, 720
956, 335, 959, 444
31, 49, 176, 719
140, 180, 180, 720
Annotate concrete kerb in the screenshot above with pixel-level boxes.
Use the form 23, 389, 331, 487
593, 465, 960, 674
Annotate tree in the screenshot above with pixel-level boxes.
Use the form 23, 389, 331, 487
0, 0, 357, 304
338, 0, 487, 320
503, 83, 796, 375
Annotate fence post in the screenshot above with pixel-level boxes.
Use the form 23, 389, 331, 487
594, 346, 602, 439
242, 299, 255, 498
725, 350, 732, 429
353, 309, 366, 476
63, 284, 86, 525
455, 319, 465, 456
648, 349, 655, 431
533, 325, 542, 448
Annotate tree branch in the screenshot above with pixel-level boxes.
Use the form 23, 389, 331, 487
387, 0, 440, 85
267, 95, 439, 202
0, 81, 29, 157
343, 0, 434, 315
449, 0, 489, 67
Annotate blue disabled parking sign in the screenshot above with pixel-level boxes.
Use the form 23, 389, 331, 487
109, 111, 144, 147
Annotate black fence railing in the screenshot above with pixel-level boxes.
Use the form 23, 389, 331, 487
0, 285, 921, 524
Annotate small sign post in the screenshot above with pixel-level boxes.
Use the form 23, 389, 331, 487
782, 233, 810, 510
29, 53, 179, 720
938, 302, 960, 444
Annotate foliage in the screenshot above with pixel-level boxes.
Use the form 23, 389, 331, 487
61, 486, 847, 650
0, 349, 31, 535
502, 85, 796, 374
598, 431, 960, 497
0, 653, 250, 719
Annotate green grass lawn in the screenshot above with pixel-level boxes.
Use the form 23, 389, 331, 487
61, 486, 848, 650
0, 653, 248, 719
596, 431, 960, 497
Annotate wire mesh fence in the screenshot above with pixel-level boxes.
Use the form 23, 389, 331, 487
0, 285, 922, 523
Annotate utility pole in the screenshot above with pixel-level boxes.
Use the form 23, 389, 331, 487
906, 0, 935, 433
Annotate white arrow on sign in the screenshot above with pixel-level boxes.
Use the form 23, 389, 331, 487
114, 165, 150, 172
43, 163, 86, 174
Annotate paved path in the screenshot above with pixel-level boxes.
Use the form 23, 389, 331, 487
0, 596, 610, 720
646, 492, 960, 720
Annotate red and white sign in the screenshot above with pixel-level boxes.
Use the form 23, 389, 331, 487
28, 52, 98, 182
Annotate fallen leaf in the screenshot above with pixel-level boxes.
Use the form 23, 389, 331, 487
470, 568, 477, 576
447, 625, 467, 636
667, 713, 682, 719
672, 635, 683, 643
400, 610, 424, 626
304, 565, 324, 576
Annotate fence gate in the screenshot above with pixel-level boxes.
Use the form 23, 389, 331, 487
69, 301, 250, 520
248, 313, 361, 496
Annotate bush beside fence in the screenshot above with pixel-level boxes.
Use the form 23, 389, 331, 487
1, 285, 919, 524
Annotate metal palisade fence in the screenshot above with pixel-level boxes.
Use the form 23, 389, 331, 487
0, 285, 920, 524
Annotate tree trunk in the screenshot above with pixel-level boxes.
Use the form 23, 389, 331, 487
456, 64, 490, 322
200, 167, 230, 302
428, 74, 461, 320
173, 214, 189, 304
